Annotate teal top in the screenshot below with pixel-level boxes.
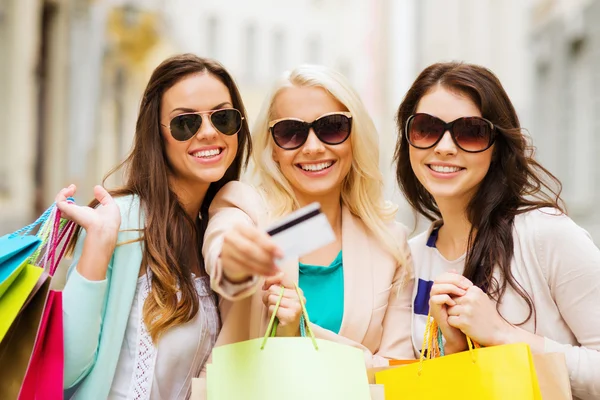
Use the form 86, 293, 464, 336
298, 250, 344, 334
62, 195, 145, 399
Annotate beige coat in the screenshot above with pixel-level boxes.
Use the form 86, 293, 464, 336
203, 181, 415, 367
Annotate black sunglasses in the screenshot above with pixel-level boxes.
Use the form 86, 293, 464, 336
161, 108, 244, 141
405, 113, 496, 153
269, 112, 352, 150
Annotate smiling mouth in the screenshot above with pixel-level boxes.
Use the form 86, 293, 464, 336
297, 161, 335, 172
190, 148, 223, 159
427, 164, 464, 173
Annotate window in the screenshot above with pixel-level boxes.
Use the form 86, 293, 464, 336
0, 0, 8, 196
566, 38, 594, 210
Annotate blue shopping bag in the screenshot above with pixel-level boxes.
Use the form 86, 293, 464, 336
0, 206, 55, 298
0, 235, 41, 298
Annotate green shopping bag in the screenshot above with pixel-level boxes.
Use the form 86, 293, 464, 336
0, 264, 45, 341
206, 285, 371, 400
0, 205, 56, 342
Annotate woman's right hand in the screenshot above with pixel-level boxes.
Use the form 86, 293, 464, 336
55, 184, 120, 281
55, 184, 121, 242
220, 223, 283, 282
429, 270, 472, 354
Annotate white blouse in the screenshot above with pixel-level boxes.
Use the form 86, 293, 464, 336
109, 273, 220, 400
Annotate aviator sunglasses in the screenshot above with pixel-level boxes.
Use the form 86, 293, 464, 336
161, 108, 244, 141
269, 112, 352, 150
405, 113, 497, 153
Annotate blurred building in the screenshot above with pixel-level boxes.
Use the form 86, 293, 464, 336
530, 0, 600, 241
391, 0, 536, 233
4, 0, 597, 244
0, 0, 414, 233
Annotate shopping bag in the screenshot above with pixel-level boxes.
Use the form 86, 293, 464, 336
533, 352, 572, 400
0, 205, 53, 300
375, 312, 543, 399
18, 207, 72, 400
0, 235, 41, 298
369, 384, 385, 400
18, 290, 63, 399
0, 271, 51, 399
0, 264, 45, 341
205, 285, 371, 400
0, 203, 74, 399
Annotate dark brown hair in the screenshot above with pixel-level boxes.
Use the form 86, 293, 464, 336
395, 62, 564, 324
67, 54, 252, 341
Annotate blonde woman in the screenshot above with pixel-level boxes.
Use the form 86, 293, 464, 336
203, 65, 414, 367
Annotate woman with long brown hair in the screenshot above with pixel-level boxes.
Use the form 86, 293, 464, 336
395, 62, 600, 398
54, 54, 252, 399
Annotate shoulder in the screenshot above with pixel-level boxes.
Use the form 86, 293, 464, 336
113, 194, 140, 214
111, 194, 143, 230
387, 220, 410, 242
209, 181, 267, 224
514, 207, 590, 243
408, 229, 430, 249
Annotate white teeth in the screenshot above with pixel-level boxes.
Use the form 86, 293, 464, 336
430, 165, 462, 173
300, 161, 333, 172
192, 148, 221, 158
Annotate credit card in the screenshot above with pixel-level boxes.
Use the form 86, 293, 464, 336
266, 203, 335, 263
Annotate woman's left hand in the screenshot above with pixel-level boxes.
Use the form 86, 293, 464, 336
446, 285, 515, 347
262, 275, 306, 337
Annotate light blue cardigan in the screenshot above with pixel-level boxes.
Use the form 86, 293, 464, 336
63, 195, 145, 399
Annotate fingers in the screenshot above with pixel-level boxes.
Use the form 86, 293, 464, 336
430, 283, 466, 297
262, 274, 284, 290
447, 315, 464, 330
269, 306, 302, 326
55, 184, 76, 204
262, 286, 304, 306
263, 273, 296, 290
433, 272, 473, 290
447, 304, 465, 317
94, 185, 115, 207
429, 294, 456, 308
55, 185, 80, 221
237, 224, 283, 259
222, 233, 279, 276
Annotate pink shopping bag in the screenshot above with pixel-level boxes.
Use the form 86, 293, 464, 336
18, 290, 63, 399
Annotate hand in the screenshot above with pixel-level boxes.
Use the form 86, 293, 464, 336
262, 274, 305, 337
446, 285, 515, 347
429, 270, 472, 354
220, 223, 283, 282
55, 184, 120, 243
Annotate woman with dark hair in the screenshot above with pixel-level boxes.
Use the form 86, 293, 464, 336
54, 54, 252, 399
395, 62, 600, 399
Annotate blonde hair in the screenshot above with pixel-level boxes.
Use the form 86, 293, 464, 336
250, 64, 407, 267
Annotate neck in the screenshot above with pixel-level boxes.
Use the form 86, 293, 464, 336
435, 196, 473, 256
295, 189, 342, 236
169, 175, 210, 219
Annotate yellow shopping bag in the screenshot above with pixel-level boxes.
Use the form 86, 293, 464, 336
0, 264, 44, 341
375, 313, 542, 399
205, 285, 371, 400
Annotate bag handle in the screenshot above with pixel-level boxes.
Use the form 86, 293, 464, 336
417, 311, 479, 375
28, 200, 76, 275
260, 283, 318, 351
8, 203, 57, 238
46, 208, 75, 276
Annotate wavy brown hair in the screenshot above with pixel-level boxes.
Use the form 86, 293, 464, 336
67, 54, 252, 341
395, 62, 564, 325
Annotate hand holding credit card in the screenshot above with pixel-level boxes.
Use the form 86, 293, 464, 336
266, 203, 335, 264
